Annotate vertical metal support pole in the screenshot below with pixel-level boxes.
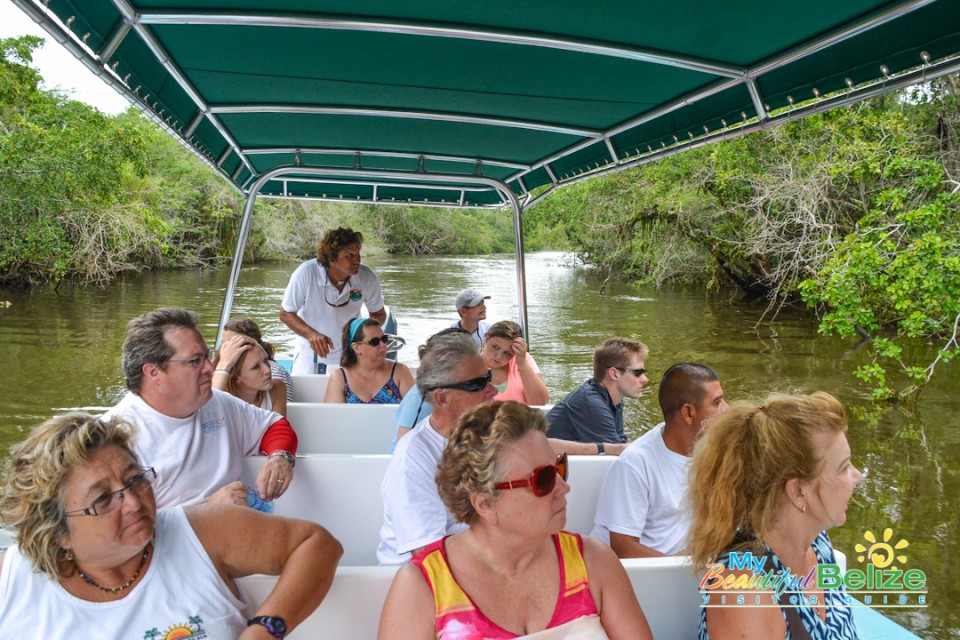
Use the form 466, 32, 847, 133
512, 197, 529, 343
216, 188, 259, 347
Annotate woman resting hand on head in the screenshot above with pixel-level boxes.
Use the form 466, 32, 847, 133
688, 392, 864, 640
213, 332, 287, 417
0, 412, 342, 638
324, 318, 415, 404
378, 401, 652, 640
482, 321, 549, 406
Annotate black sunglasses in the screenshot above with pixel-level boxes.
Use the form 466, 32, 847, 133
430, 369, 492, 393
355, 336, 388, 347
616, 366, 647, 377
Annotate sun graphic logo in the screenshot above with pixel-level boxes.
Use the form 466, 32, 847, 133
855, 528, 909, 570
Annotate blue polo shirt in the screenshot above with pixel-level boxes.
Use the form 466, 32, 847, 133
545, 378, 626, 443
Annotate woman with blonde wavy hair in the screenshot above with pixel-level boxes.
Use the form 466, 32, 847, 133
0, 412, 342, 638
378, 400, 651, 640
688, 392, 863, 640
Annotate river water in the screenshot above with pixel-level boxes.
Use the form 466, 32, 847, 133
0, 252, 956, 637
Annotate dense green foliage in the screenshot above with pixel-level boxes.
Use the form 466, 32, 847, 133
525, 84, 960, 401
0, 36, 516, 287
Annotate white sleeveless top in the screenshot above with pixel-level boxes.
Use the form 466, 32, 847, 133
0, 507, 246, 639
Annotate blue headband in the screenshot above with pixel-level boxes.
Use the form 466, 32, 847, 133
348, 317, 367, 345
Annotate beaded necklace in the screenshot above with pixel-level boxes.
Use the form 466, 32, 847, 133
76, 545, 150, 595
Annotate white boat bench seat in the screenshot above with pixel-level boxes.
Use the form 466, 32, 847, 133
237, 556, 701, 640
242, 454, 616, 567
287, 402, 399, 454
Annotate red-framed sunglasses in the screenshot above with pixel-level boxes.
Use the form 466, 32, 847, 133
494, 452, 568, 497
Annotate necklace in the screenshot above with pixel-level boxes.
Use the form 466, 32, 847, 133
77, 546, 150, 595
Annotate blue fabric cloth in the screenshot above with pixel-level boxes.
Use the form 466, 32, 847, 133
546, 378, 626, 443
389, 385, 432, 453
342, 362, 402, 405
698, 531, 858, 640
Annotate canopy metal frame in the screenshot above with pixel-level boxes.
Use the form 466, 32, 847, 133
216, 167, 529, 346
10, 0, 960, 341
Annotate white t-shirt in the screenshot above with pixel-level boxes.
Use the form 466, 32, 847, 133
281, 260, 385, 373
590, 422, 691, 555
0, 507, 246, 639
448, 319, 491, 345
103, 390, 280, 508
377, 415, 467, 565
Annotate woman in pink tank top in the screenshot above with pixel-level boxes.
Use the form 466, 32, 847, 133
378, 401, 652, 640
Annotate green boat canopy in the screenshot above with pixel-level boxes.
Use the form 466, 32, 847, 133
12, 0, 960, 208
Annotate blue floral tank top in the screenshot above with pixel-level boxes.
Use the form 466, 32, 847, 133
342, 362, 402, 404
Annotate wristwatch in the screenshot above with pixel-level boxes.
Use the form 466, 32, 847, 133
247, 615, 287, 639
268, 450, 296, 468
597, 442, 606, 456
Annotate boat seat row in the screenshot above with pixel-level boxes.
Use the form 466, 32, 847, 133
238, 555, 702, 640
287, 402, 554, 455
241, 454, 617, 567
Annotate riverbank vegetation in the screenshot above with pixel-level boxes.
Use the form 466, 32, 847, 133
2, 35, 958, 403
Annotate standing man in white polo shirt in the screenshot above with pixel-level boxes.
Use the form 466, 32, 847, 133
280, 227, 387, 374
450, 289, 491, 345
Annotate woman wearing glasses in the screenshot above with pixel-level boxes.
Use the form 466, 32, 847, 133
378, 401, 653, 640
482, 321, 550, 406
324, 318, 415, 404
0, 412, 342, 638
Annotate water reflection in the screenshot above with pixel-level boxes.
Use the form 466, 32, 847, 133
0, 252, 956, 637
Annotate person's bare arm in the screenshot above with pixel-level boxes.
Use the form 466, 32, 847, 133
369, 307, 388, 325
279, 308, 334, 358
188, 505, 342, 638
547, 439, 626, 456
703, 570, 785, 640
609, 532, 667, 558
207, 480, 248, 506
513, 344, 549, 405
395, 363, 416, 398
324, 370, 346, 403
269, 381, 288, 418
212, 335, 255, 390
377, 562, 436, 640
582, 536, 653, 640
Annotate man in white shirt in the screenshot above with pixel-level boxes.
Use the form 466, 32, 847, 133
280, 228, 387, 374
378, 332, 496, 565
591, 363, 727, 557
103, 308, 298, 508
449, 289, 491, 345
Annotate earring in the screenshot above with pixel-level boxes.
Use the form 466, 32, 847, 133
799, 504, 807, 514
63, 549, 74, 562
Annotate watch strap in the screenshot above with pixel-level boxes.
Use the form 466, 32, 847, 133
247, 615, 287, 639
268, 450, 296, 468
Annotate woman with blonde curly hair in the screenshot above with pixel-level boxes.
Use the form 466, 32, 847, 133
688, 392, 863, 640
378, 400, 652, 640
0, 412, 342, 638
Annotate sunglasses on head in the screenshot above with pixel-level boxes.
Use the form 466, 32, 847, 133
616, 366, 647, 377
429, 369, 492, 393
494, 452, 568, 497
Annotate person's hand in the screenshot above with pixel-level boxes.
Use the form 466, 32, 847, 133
309, 332, 334, 358
217, 335, 255, 370
511, 337, 529, 365
207, 481, 247, 506
257, 455, 294, 501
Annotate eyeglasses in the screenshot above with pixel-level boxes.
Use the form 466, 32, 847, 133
170, 349, 212, 369
494, 453, 568, 497
324, 282, 352, 308
429, 369, 492, 393
65, 468, 157, 517
616, 366, 647, 377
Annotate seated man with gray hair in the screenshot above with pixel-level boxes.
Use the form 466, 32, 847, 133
378, 332, 497, 565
